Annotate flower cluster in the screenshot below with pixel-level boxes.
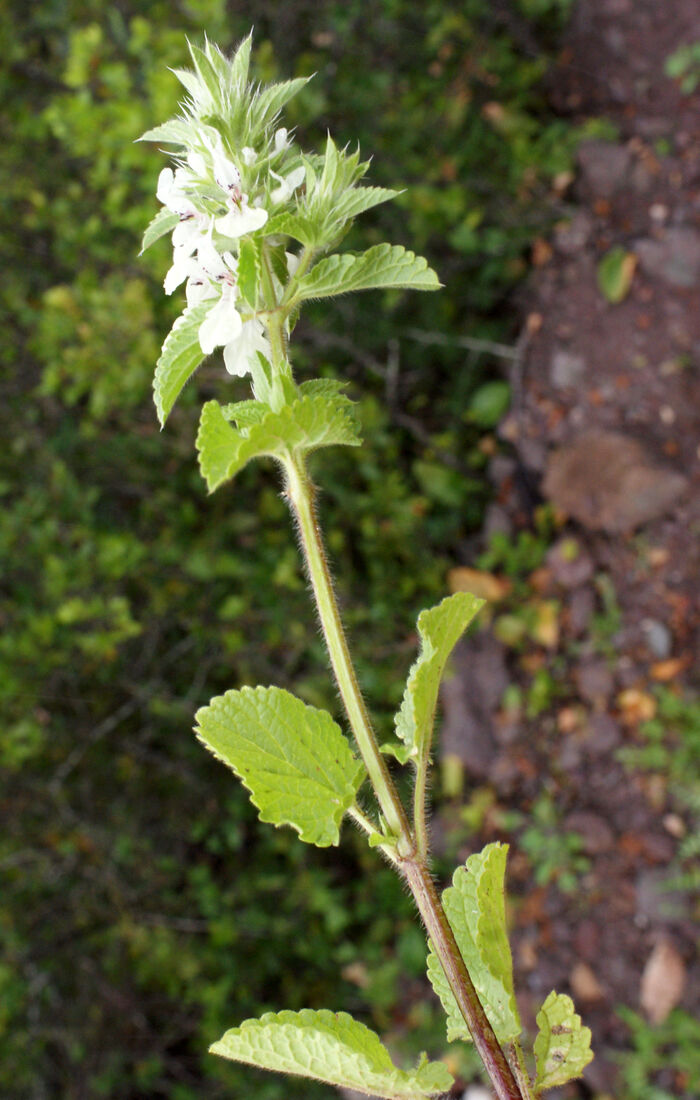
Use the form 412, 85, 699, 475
145, 39, 306, 377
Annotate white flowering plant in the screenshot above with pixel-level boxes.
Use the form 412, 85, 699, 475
140, 34, 593, 1100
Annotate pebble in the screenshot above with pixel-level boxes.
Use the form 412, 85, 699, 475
641, 617, 672, 659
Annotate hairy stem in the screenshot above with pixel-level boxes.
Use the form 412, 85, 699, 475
284, 455, 408, 842
413, 753, 430, 861
509, 1040, 536, 1100
282, 451, 524, 1100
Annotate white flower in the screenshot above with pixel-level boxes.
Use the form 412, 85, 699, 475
198, 283, 242, 355
241, 146, 256, 166
223, 317, 271, 377
210, 142, 242, 196
274, 127, 289, 153
157, 166, 197, 218
269, 166, 305, 205
164, 250, 199, 295
216, 200, 268, 238
171, 211, 212, 257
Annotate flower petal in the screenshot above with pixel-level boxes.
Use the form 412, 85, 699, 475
198, 292, 242, 355
216, 204, 268, 239
223, 319, 271, 377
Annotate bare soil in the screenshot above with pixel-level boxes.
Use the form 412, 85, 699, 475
446, 1, 700, 1093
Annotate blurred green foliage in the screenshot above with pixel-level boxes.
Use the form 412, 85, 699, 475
615, 1008, 700, 1100
1, 1, 587, 1095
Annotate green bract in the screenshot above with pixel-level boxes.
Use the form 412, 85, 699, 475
196, 392, 361, 492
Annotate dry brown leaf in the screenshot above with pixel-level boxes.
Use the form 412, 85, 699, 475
447, 567, 510, 602
640, 939, 686, 1024
650, 657, 688, 682
618, 688, 657, 725
570, 961, 605, 1003
532, 599, 560, 649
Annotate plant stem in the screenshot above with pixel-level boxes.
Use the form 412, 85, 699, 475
284, 455, 408, 843
509, 1041, 536, 1100
282, 451, 525, 1100
413, 753, 430, 861
402, 859, 523, 1100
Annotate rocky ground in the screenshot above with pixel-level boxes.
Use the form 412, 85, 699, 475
443, 1, 700, 1094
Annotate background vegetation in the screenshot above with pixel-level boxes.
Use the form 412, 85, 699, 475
5, 2, 691, 1098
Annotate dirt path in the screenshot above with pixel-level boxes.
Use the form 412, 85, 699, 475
446, 2, 700, 1093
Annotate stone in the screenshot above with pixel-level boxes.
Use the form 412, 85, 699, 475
547, 537, 594, 588
583, 713, 621, 756
483, 502, 513, 540
574, 659, 615, 707
550, 349, 587, 389
439, 634, 508, 779
567, 586, 595, 636
635, 228, 700, 288
542, 430, 688, 533
641, 618, 672, 659
565, 811, 615, 854
576, 140, 631, 199
554, 210, 594, 255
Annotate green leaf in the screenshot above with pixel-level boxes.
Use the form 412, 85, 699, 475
396, 592, 483, 759
298, 378, 348, 398
228, 30, 253, 89
466, 381, 511, 428
295, 244, 441, 301
211, 1009, 453, 1099
597, 246, 636, 303
237, 237, 260, 308
427, 843, 521, 1043
195, 687, 364, 847
333, 186, 402, 222
138, 120, 193, 146
196, 394, 361, 492
264, 210, 317, 246
153, 302, 209, 426
256, 77, 311, 126
534, 991, 593, 1091
140, 208, 179, 255
220, 400, 270, 428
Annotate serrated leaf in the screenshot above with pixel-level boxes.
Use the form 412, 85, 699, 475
228, 31, 253, 89
534, 991, 593, 1090
256, 77, 311, 126
138, 120, 193, 146
333, 186, 402, 222
295, 244, 441, 301
220, 400, 270, 427
140, 208, 179, 254
211, 1009, 453, 1099
195, 687, 364, 847
396, 592, 483, 759
237, 237, 260, 308
264, 210, 317, 246
597, 246, 636, 303
380, 740, 413, 765
427, 843, 521, 1044
298, 378, 348, 398
153, 302, 210, 425
196, 394, 361, 492
170, 66, 203, 101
